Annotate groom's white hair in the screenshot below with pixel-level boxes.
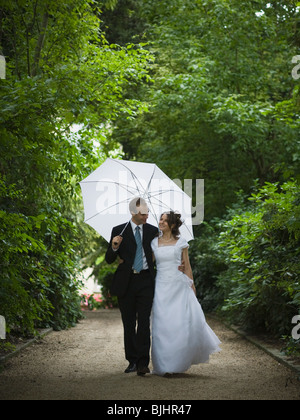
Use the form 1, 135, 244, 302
129, 197, 148, 215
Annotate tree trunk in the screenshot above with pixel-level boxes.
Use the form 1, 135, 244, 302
31, 9, 49, 77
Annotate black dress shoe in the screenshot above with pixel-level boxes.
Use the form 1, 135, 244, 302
137, 366, 150, 376
124, 363, 137, 373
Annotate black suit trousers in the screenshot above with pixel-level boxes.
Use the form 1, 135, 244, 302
118, 270, 154, 368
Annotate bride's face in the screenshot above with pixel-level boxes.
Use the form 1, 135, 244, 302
159, 214, 171, 233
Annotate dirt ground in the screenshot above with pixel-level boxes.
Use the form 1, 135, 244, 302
0, 309, 299, 400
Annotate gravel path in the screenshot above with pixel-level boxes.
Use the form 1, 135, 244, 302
0, 309, 299, 400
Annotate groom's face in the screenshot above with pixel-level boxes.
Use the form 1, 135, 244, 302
131, 205, 149, 225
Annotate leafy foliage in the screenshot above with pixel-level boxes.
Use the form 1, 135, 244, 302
189, 222, 227, 312
0, 0, 152, 335
217, 180, 300, 336
107, 0, 300, 219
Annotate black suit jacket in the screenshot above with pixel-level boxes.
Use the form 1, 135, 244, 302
105, 222, 159, 297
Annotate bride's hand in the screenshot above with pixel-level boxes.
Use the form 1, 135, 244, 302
178, 260, 185, 273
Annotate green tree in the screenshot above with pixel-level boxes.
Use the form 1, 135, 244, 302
107, 0, 300, 219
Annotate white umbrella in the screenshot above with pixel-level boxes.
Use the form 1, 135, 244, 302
79, 158, 194, 242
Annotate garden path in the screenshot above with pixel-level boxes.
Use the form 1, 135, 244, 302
0, 310, 299, 400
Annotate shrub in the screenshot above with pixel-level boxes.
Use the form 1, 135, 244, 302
189, 222, 227, 312
216, 180, 300, 336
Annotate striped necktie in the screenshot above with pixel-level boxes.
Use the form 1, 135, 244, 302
133, 226, 143, 273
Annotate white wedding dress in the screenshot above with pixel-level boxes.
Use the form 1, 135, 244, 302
151, 237, 221, 376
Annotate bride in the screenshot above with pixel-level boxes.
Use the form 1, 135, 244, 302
151, 211, 221, 376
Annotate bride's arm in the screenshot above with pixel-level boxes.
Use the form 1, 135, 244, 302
182, 248, 196, 295
182, 248, 193, 280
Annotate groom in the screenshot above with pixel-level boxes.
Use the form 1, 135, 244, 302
105, 197, 158, 376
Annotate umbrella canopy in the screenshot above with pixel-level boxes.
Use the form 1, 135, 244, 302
80, 158, 194, 242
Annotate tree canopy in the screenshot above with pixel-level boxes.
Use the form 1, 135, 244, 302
106, 0, 300, 218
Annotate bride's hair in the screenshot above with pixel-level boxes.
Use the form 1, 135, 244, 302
162, 211, 183, 238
